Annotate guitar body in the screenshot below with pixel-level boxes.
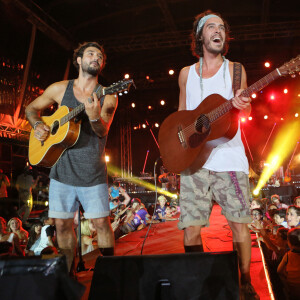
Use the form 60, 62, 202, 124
158, 94, 239, 174
28, 106, 81, 167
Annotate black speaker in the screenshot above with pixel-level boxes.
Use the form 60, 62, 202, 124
0, 256, 85, 300
89, 251, 239, 300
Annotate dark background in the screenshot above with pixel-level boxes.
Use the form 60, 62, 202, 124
0, 0, 299, 177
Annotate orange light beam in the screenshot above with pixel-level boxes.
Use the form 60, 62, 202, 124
241, 128, 253, 161
286, 141, 299, 170
145, 120, 160, 149
261, 123, 277, 155
142, 150, 149, 173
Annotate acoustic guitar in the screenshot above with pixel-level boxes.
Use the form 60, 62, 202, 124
158, 56, 300, 173
29, 79, 134, 167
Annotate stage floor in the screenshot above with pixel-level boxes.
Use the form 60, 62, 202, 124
77, 204, 271, 300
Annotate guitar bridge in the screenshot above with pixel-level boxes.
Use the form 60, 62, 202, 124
178, 125, 187, 149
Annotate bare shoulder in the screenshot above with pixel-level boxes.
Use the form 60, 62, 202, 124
44, 80, 69, 103
179, 66, 191, 83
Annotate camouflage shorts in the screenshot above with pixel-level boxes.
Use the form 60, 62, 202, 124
178, 169, 252, 230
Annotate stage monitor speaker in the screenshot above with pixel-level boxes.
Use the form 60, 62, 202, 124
0, 255, 85, 300
89, 251, 239, 300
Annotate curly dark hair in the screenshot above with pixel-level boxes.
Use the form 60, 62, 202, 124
73, 41, 106, 72
191, 10, 230, 58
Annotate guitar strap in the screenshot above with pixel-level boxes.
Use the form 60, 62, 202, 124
233, 62, 242, 94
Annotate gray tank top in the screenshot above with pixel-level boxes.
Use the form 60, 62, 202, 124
49, 80, 107, 187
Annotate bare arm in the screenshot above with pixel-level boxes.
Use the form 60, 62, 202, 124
84, 93, 118, 138
178, 67, 189, 111
25, 81, 66, 141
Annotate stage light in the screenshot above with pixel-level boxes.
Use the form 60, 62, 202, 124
142, 124, 147, 128
283, 88, 288, 94
146, 75, 150, 80
124, 73, 130, 79
264, 115, 268, 119
264, 61, 270, 68
154, 123, 159, 128
251, 93, 257, 99
45, 201, 49, 207
160, 100, 165, 105
148, 105, 152, 110
253, 189, 259, 196
241, 118, 246, 122
295, 113, 299, 118
131, 102, 135, 108
270, 95, 275, 100
281, 118, 284, 121
248, 116, 252, 120
105, 155, 110, 162
133, 126, 138, 130
169, 69, 174, 75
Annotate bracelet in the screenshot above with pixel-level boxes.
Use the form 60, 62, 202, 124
89, 117, 100, 123
33, 121, 44, 130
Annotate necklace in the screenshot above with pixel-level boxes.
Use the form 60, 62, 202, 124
199, 55, 226, 101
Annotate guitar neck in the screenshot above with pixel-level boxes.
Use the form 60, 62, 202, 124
208, 68, 281, 122
60, 85, 104, 125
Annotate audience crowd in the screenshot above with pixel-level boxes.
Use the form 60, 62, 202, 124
249, 195, 300, 300
1, 168, 299, 300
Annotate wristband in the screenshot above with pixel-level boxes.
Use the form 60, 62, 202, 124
89, 117, 100, 123
33, 121, 44, 130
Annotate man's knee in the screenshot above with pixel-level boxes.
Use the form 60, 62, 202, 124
93, 216, 110, 230
55, 218, 74, 233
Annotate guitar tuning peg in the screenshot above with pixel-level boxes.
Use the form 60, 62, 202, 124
124, 90, 128, 94
119, 92, 123, 96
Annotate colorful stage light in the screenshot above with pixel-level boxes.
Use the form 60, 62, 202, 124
168, 69, 174, 75
124, 73, 130, 79
264, 61, 270, 68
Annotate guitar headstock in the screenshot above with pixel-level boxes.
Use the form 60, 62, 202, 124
278, 55, 300, 76
104, 79, 135, 96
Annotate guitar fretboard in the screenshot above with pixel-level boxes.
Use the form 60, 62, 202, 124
207, 69, 281, 123
59, 85, 104, 126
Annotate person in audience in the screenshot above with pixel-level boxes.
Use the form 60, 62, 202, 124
153, 195, 177, 222
271, 194, 288, 209
286, 205, 300, 228
80, 218, 98, 255
16, 166, 40, 225
250, 199, 264, 211
273, 208, 288, 228
277, 228, 300, 300
0, 169, 10, 201
249, 208, 264, 233
293, 196, 300, 207
30, 210, 56, 255
0, 216, 23, 256
7, 217, 28, 246
25, 222, 42, 255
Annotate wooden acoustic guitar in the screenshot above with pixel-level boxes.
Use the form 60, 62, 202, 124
158, 55, 300, 174
29, 79, 134, 167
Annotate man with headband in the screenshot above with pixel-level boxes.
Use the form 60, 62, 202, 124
177, 11, 259, 299
25, 42, 118, 273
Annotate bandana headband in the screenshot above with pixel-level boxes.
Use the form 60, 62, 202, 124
196, 14, 222, 35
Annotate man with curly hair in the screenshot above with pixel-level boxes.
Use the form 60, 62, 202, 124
178, 10, 258, 299
25, 42, 117, 272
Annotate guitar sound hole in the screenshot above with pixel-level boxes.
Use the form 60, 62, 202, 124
51, 120, 59, 135
195, 114, 210, 133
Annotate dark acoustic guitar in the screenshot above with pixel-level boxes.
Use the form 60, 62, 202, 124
29, 79, 134, 167
158, 56, 300, 174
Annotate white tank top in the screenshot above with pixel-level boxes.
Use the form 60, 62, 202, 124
185, 59, 249, 173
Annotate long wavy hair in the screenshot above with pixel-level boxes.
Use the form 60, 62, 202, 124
190, 10, 230, 58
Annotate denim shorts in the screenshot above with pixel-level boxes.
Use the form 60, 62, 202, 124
178, 169, 252, 230
49, 179, 110, 219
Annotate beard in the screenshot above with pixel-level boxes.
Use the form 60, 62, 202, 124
81, 61, 101, 76
202, 36, 224, 55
